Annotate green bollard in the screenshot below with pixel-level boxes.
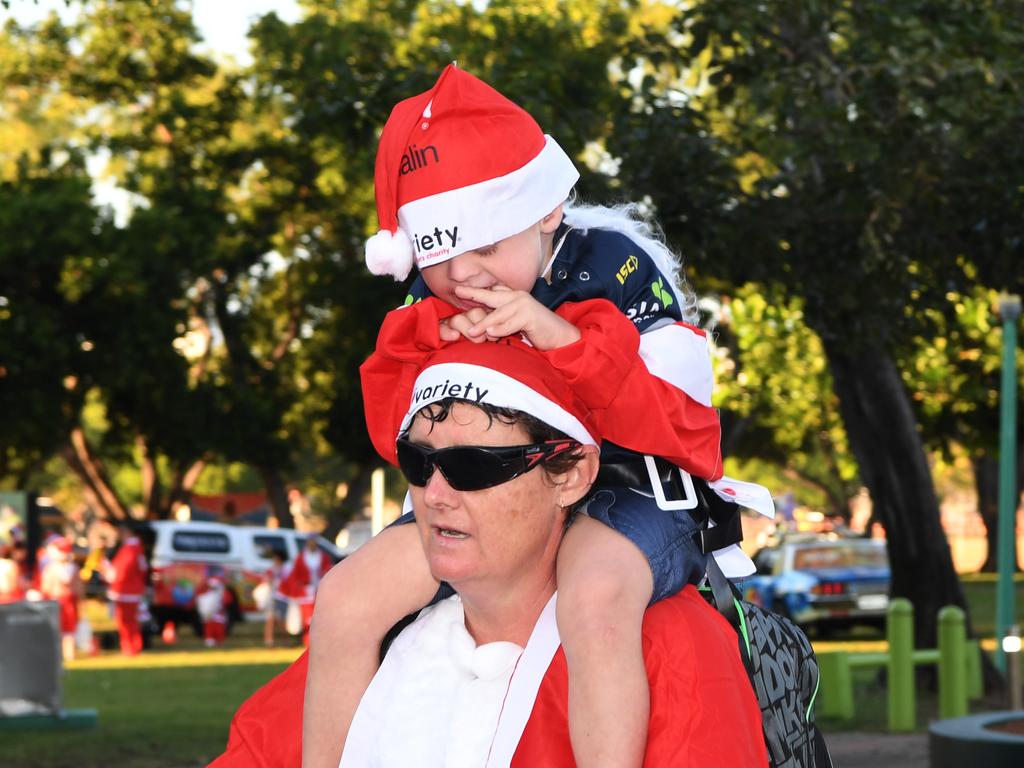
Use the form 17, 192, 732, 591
817, 651, 854, 720
938, 605, 968, 718
966, 642, 983, 700
888, 598, 915, 731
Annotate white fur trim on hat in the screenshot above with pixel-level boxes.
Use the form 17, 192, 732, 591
365, 228, 415, 281
397, 136, 579, 270
402, 362, 596, 446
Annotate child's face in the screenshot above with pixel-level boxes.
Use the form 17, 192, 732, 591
420, 223, 547, 310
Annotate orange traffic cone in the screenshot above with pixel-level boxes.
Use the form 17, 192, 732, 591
162, 620, 177, 645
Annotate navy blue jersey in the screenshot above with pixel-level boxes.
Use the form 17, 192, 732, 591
404, 224, 684, 333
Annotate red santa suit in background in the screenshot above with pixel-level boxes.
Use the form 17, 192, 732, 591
0, 543, 27, 603
209, 587, 768, 767
105, 532, 148, 656
40, 538, 84, 661
278, 540, 332, 645
197, 576, 233, 647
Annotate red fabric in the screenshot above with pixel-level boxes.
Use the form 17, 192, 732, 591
360, 297, 722, 474
57, 596, 79, 634
512, 586, 767, 767
114, 601, 142, 655
278, 552, 332, 604
205, 618, 227, 644
210, 651, 308, 768
108, 538, 147, 599
375, 64, 547, 230
543, 302, 723, 480
211, 589, 767, 767
0, 559, 25, 603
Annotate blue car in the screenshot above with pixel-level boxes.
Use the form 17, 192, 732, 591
742, 536, 891, 635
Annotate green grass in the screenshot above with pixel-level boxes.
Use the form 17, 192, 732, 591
0, 662, 288, 768
0, 621, 298, 768
4, 575, 1021, 765
959, 573, 1024, 637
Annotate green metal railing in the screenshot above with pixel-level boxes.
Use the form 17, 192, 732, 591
817, 598, 979, 729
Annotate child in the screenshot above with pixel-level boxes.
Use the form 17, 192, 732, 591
197, 575, 232, 647
304, 64, 772, 768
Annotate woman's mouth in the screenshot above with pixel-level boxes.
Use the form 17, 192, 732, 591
435, 526, 469, 540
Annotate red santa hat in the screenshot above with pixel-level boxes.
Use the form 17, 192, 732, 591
364, 64, 580, 281
359, 298, 599, 465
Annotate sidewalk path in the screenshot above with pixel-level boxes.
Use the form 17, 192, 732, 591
825, 731, 929, 768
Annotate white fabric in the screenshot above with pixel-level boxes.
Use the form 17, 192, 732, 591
708, 476, 776, 518
402, 362, 596, 446
485, 594, 560, 767
303, 548, 325, 588
637, 323, 714, 407
340, 596, 530, 768
712, 544, 756, 578
399, 136, 579, 269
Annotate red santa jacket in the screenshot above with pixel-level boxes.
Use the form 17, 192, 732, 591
210, 587, 767, 767
278, 549, 332, 605
107, 537, 148, 602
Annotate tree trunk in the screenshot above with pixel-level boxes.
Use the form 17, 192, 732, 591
322, 463, 378, 542
62, 427, 130, 520
260, 466, 293, 529
138, 435, 162, 519
822, 341, 967, 649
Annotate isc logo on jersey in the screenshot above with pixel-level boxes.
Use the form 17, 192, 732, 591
616, 254, 639, 285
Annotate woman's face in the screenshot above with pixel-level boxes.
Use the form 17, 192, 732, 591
407, 403, 567, 593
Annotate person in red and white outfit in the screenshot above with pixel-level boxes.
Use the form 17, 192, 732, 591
40, 537, 84, 661
196, 575, 233, 647
211, 301, 767, 767
0, 540, 28, 604
105, 523, 148, 656
278, 536, 333, 646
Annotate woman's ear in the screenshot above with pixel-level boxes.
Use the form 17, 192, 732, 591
556, 446, 600, 508
540, 204, 564, 235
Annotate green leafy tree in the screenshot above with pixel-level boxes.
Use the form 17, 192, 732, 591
712, 286, 860, 518
656, 0, 1024, 651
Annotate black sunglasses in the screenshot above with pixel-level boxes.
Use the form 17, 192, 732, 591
395, 437, 581, 491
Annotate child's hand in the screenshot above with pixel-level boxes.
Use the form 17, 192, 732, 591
453, 285, 581, 350
439, 308, 489, 343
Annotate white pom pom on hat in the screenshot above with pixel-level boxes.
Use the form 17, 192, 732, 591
365, 228, 414, 282
364, 63, 579, 280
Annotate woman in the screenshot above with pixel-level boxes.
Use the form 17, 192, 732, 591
213, 298, 767, 767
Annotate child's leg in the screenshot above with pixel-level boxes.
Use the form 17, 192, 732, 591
556, 516, 654, 768
302, 522, 438, 768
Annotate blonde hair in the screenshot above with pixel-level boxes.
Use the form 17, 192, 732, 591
562, 200, 699, 324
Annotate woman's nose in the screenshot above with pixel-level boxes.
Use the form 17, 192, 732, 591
421, 465, 457, 506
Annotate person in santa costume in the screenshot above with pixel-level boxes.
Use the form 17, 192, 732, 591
196, 574, 233, 647
212, 307, 767, 767
304, 63, 773, 768
40, 537, 84, 661
278, 535, 333, 646
104, 523, 149, 656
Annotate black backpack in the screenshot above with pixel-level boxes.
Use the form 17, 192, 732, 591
705, 554, 834, 768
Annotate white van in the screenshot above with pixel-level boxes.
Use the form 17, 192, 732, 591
146, 521, 343, 630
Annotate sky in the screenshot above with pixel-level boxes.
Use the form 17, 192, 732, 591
0, 0, 302, 66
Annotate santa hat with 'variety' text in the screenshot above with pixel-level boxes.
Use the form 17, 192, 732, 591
359, 298, 601, 466
364, 64, 580, 281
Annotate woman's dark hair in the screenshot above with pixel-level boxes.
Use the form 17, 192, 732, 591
411, 397, 587, 477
